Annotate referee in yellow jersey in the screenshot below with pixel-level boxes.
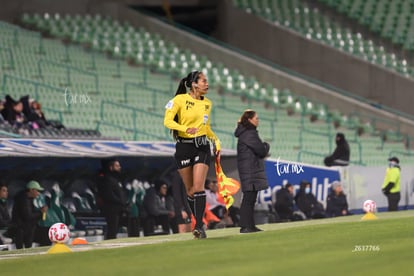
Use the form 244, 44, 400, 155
164, 70, 220, 239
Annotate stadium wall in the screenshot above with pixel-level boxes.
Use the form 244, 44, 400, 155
261, 158, 414, 215
2, 154, 412, 217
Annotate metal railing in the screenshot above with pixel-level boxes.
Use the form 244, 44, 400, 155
388, 150, 414, 160
95, 119, 169, 141
42, 107, 64, 123
37, 59, 99, 93
298, 116, 364, 165
98, 100, 170, 140
213, 128, 237, 149
1, 73, 70, 112
0, 129, 21, 138
123, 81, 169, 104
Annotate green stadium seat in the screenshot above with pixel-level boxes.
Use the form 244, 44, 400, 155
2, 12, 412, 165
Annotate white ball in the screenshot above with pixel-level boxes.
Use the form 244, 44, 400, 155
363, 200, 377, 213
48, 223, 71, 244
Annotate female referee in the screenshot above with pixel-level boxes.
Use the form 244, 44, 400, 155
164, 70, 220, 239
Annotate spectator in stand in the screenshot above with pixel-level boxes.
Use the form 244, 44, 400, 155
326, 181, 350, 217
1, 95, 28, 133
274, 183, 296, 221
324, 132, 350, 167
0, 183, 12, 245
20, 95, 48, 129
141, 180, 175, 236
97, 158, 127, 240
29, 100, 47, 127
11, 181, 48, 249
295, 180, 326, 219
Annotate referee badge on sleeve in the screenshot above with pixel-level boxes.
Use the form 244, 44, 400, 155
203, 114, 208, 124
165, 100, 174, 109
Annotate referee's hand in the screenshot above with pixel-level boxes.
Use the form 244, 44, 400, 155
186, 127, 198, 135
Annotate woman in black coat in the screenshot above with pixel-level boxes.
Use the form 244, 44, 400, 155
234, 110, 270, 233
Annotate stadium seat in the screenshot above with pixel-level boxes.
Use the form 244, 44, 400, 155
233, 0, 414, 80
2, 12, 412, 165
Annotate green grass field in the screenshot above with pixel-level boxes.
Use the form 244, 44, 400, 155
1, 211, 413, 275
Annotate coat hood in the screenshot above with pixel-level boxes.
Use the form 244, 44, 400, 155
336, 132, 346, 146
234, 122, 256, 137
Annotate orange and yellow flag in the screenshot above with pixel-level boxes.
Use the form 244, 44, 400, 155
215, 154, 240, 209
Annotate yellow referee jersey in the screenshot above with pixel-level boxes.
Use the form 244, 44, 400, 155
164, 93, 220, 150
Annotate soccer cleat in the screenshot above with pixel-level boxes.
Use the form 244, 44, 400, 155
193, 227, 207, 239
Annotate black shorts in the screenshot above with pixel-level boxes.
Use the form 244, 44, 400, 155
174, 136, 211, 169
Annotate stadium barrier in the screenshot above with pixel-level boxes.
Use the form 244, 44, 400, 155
258, 158, 414, 216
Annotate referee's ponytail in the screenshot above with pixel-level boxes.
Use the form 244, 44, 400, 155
175, 70, 200, 96
175, 78, 187, 96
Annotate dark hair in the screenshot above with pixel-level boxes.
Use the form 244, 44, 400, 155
0, 182, 7, 189
172, 71, 202, 139
336, 132, 345, 139
175, 70, 201, 96
101, 158, 119, 171
204, 178, 212, 189
238, 109, 256, 128
154, 179, 167, 191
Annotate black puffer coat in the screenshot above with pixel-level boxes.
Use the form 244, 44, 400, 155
234, 123, 270, 192
97, 171, 127, 212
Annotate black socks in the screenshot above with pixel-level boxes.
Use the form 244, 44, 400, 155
193, 191, 206, 229
187, 196, 195, 215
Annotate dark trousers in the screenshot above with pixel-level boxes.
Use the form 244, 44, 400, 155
228, 206, 240, 226
127, 217, 141, 237
239, 191, 258, 229
14, 224, 36, 249
275, 206, 293, 220
142, 215, 169, 236
103, 206, 123, 240
211, 205, 226, 219
169, 216, 179, 234
35, 226, 52, 246
387, 192, 401, 211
